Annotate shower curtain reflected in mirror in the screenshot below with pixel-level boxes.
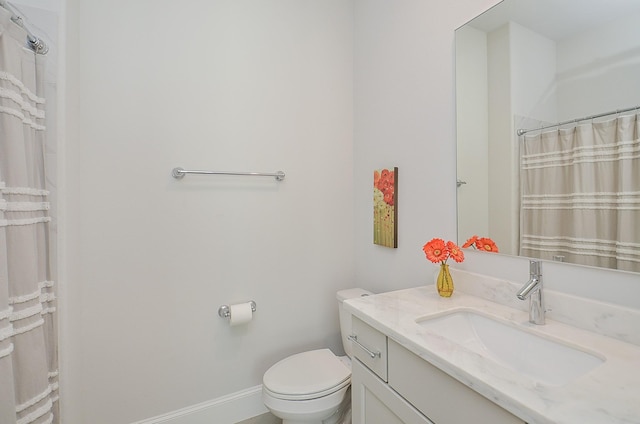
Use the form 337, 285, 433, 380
520, 114, 640, 272
0, 7, 58, 424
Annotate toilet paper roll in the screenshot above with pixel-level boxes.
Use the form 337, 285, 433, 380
229, 302, 253, 326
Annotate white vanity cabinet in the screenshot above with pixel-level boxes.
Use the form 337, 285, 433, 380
351, 316, 432, 424
351, 317, 525, 424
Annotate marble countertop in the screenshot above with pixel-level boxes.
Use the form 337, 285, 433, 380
345, 286, 640, 424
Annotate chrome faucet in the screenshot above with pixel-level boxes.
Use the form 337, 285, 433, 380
516, 260, 545, 325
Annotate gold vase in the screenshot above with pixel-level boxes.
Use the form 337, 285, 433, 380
436, 263, 454, 297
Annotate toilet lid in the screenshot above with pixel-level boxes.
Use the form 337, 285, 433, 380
263, 349, 351, 399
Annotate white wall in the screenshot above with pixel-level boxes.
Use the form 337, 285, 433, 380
556, 11, 640, 120
63, 1, 354, 422
455, 22, 558, 256
455, 25, 489, 246
60, 0, 640, 423
488, 22, 557, 255
510, 22, 557, 123
486, 24, 513, 253
352, 0, 499, 291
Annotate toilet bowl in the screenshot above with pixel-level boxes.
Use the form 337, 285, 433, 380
262, 349, 351, 423
262, 288, 372, 424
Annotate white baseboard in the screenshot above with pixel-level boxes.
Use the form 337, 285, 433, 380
130, 385, 268, 424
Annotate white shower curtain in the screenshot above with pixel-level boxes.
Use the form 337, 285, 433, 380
520, 113, 640, 272
0, 7, 58, 424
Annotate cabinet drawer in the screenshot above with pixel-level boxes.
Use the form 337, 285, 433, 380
351, 317, 388, 381
388, 340, 525, 424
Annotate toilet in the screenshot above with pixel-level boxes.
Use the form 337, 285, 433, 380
262, 288, 373, 424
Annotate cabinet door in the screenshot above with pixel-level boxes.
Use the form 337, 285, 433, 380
352, 358, 434, 424
388, 340, 525, 424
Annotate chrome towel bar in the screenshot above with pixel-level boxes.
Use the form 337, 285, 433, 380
172, 167, 285, 181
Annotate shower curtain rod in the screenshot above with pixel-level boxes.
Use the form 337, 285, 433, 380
516, 105, 639, 136
0, 1, 49, 54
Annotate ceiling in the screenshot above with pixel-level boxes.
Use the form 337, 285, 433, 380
464, 0, 640, 41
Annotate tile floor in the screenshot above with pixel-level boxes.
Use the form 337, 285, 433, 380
236, 412, 281, 424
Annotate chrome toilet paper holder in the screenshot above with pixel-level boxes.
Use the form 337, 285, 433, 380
218, 301, 257, 318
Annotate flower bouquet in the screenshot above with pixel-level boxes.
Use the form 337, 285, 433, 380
422, 238, 464, 297
462, 235, 499, 253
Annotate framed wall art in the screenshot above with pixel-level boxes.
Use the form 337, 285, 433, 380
373, 167, 398, 248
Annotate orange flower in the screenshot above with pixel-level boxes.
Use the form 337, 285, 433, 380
447, 241, 465, 263
461, 235, 499, 253
423, 238, 448, 263
476, 237, 499, 253
462, 235, 478, 248
423, 238, 463, 264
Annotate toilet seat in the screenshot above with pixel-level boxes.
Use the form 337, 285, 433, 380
263, 349, 351, 401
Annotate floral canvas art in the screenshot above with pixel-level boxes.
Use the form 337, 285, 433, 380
374, 167, 398, 248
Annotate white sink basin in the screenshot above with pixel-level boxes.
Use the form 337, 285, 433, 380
416, 309, 604, 386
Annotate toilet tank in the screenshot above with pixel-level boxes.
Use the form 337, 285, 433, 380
337, 288, 374, 358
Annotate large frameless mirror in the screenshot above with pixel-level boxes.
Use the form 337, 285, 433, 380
455, 0, 640, 273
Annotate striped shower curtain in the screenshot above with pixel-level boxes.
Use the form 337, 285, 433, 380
0, 6, 58, 424
520, 113, 640, 272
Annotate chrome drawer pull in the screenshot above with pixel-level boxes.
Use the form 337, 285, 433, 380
348, 334, 381, 359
